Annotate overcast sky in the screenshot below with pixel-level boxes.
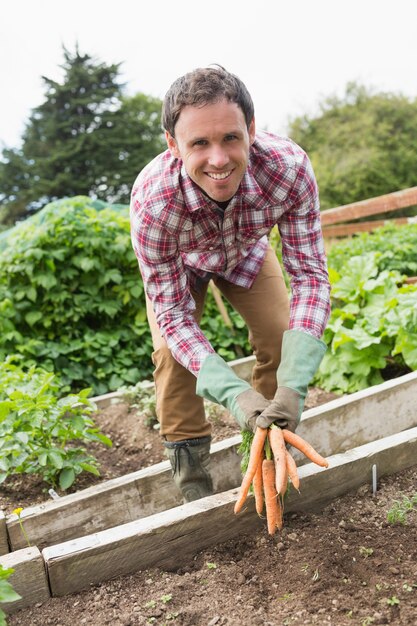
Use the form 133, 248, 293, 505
2, 0, 417, 149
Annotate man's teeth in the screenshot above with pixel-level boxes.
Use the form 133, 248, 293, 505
207, 171, 232, 180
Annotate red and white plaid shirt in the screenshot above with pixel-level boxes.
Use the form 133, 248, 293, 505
130, 131, 330, 375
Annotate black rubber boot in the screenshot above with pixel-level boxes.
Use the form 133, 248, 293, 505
164, 436, 214, 502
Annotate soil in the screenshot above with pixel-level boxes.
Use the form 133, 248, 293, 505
3, 387, 417, 626
0, 387, 338, 512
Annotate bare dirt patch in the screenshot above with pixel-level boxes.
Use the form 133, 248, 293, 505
3, 387, 417, 626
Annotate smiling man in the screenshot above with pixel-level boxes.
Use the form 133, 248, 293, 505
130, 66, 331, 502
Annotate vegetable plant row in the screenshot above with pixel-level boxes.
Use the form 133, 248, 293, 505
1, 198, 417, 397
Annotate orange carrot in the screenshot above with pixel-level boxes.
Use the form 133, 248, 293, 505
234, 427, 268, 514
268, 427, 288, 496
285, 450, 300, 491
262, 459, 280, 535
282, 430, 329, 468
252, 456, 264, 515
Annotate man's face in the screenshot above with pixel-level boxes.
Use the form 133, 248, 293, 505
166, 99, 256, 203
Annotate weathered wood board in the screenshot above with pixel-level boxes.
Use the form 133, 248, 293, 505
0, 510, 9, 555
294, 370, 417, 461
91, 354, 255, 409
7, 438, 242, 551
7, 371, 417, 551
0, 547, 50, 614
320, 185, 417, 225
44, 426, 417, 597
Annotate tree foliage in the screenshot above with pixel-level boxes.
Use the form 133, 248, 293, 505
0, 46, 165, 225
288, 83, 417, 210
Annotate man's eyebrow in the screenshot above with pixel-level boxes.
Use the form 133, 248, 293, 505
188, 129, 244, 143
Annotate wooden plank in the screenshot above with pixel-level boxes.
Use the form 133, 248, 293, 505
7, 437, 242, 551
322, 216, 410, 238
286, 426, 417, 512
91, 388, 149, 410
0, 547, 50, 614
321, 186, 417, 226
7, 371, 417, 551
0, 510, 9, 555
91, 356, 255, 409
44, 426, 417, 597
228, 355, 255, 382
293, 370, 417, 463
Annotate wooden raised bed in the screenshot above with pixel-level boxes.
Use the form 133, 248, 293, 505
44, 426, 417, 597
4, 369, 417, 553
1, 365, 417, 613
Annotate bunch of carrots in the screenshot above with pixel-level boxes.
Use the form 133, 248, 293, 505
235, 426, 329, 535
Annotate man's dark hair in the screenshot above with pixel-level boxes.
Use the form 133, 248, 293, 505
162, 65, 255, 137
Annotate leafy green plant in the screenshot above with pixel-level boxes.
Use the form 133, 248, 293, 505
0, 196, 252, 395
0, 197, 153, 395
0, 565, 21, 626
0, 357, 112, 490
327, 223, 417, 277
359, 546, 374, 558
161, 594, 173, 603
387, 494, 417, 525
314, 251, 417, 393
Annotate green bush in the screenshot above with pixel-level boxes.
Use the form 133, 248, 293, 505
0, 196, 153, 394
0, 196, 252, 394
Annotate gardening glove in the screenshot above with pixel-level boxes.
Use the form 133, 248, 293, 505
196, 353, 270, 432
256, 330, 326, 432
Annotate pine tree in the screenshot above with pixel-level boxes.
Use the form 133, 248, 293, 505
0, 46, 164, 225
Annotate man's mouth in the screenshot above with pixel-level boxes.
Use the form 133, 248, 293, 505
206, 170, 233, 180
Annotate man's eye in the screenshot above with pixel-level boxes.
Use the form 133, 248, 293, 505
225, 135, 238, 142
193, 139, 207, 146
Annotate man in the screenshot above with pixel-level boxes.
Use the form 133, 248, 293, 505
130, 66, 331, 502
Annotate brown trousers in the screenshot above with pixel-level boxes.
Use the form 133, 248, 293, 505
145, 246, 290, 442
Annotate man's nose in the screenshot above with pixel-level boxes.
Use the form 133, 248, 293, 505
207, 145, 229, 169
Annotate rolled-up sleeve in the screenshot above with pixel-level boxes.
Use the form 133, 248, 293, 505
130, 200, 215, 375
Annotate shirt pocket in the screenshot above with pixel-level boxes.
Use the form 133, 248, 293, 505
178, 220, 221, 253
236, 206, 280, 243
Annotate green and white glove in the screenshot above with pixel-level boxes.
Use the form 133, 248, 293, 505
256, 330, 326, 432
196, 353, 270, 432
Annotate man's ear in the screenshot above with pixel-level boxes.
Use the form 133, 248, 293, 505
165, 131, 180, 158
248, 117, 256, 145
